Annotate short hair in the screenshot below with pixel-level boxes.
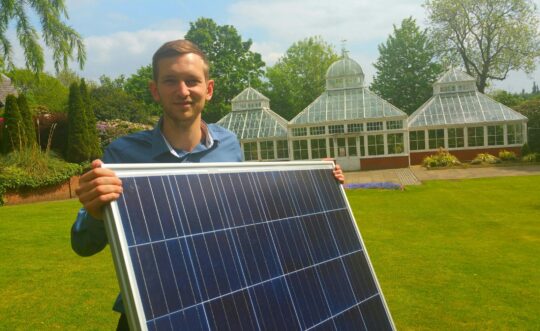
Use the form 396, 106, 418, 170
152, 39, 210, 81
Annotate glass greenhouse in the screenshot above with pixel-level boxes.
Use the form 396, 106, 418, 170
288, 54, 409, 170
218, 61, 528, 170
217, 87, 289, 161
408, 68, 527, 155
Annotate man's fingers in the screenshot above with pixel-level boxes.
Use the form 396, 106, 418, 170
84, 192, 122, 220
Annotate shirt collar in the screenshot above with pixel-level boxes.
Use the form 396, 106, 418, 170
151, 117, 216, 159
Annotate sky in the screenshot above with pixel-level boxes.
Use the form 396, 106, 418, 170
10, 0, 540, 93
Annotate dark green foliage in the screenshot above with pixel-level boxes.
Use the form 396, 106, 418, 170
90, 80, 152, 124
124, 65, 161, 117
521, 143, 531, 156
79, 79, 101, 159
2, 94, 23, 153
491, 90, 525, 108
514, 99, 540, 152
65, 83, 90, 163
371, 17, 442, 115
16, 94, 36, 149
532, 82, 539, 94
185, 17, 266, 123
265, 36, 339, 120
8, 69, 68, 112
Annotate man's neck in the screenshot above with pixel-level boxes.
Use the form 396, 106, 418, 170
161, 117, 204, 152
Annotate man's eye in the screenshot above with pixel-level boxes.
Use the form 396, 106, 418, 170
185, 80, 199, 86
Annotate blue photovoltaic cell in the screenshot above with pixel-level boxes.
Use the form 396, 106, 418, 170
108, 164, 394, 331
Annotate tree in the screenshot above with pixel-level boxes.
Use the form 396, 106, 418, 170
0, 0, 86, 74
79, 79, 101, 159
91, 78, 151, 124
8, 68, 68, 112
265, 36, 339, 120
371, 18, 443, 115
425, 0, 540, 93
532, 81, 539, 95
124, 65, 161, 117
66, 82, 89, 162
17, 94, 36, 148
1, 94, 23, 152
185, 17, 266, 123
490, 90, 524, 108
515, 99, 540, 152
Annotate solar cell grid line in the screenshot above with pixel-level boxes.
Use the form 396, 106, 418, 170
103, 161, 396, 331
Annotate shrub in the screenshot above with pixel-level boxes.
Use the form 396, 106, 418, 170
498, 150, 517, 161
97, 119, 152, 149
522, 153, 540, 162
471, 153, 501, 165
422, 149, 461, 168
0, 148, 83, 205
521, 143, 531, 156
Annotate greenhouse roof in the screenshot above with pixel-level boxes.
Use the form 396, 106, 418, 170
291, 56, 406, 125
290, 88, 407, 125
408, 91, 527, 128
218, 87, 288, 139
409, 68, 526, 127
435, 68, 475, 84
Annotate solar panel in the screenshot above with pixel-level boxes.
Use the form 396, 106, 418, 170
103, 161, 395, 331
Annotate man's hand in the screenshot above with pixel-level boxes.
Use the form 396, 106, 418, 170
333, 163, 345, 184
323, 158, 345, 184
75, 159, 123, 220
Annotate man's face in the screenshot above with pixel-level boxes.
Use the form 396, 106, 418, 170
149, 53, 214, 126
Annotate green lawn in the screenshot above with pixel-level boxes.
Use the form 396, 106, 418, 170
350, 176, 540, 330
0, 176, 539, 330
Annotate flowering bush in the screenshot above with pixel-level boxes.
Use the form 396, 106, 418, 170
471, 153, 501, 165
522, 153, 540, 162
422, 148, 461, 168
498, 150, 517, 161
97, 119, 152, 148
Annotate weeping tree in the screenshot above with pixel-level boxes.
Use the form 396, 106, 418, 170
0, 0, 86, 73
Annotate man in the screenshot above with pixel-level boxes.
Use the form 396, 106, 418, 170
71, 39, 344, 330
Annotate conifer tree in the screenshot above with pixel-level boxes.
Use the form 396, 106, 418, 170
1, 94, 23, 153
17, 94, 37, 149
371, 17, 442, 114
66, 82, 89, 162
79, 79, 101, 159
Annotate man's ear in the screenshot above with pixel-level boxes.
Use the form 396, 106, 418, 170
205, 79, 214, 101
149, 80, 160, 102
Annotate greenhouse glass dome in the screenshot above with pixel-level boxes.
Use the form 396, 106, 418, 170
288, 54, 409, 170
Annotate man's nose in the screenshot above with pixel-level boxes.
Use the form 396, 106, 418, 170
178, 81, 189, 97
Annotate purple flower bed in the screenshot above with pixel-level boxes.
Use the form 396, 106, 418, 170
344, 182, 403, 190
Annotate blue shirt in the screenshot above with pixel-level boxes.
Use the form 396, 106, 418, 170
70, 119, 241, 312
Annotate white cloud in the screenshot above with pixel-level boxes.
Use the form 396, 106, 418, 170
230, 0, 425, 44
77, 28, 186, 80
228, 0, 426, 83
